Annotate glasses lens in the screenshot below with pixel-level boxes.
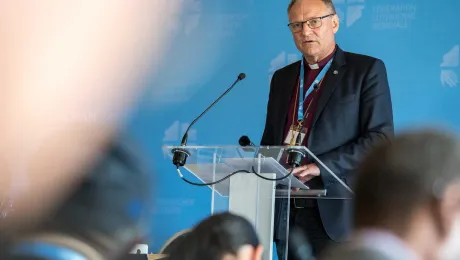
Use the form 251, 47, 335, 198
289, 22, 303, 32
308, 18, 322, 29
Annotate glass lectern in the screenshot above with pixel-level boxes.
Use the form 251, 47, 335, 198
163, 145, 353, 260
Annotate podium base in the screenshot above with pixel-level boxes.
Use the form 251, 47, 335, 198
228, 173, 276, 260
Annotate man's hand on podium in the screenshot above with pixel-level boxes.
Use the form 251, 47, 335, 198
290, 163, 320, 191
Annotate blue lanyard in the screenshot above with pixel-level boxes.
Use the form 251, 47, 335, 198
10, 242, 88, 260
298, 57, 333, 122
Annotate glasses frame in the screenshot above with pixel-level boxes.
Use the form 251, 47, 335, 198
287, 13, 336, 33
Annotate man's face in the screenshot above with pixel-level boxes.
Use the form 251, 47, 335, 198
288, 0, 339, 60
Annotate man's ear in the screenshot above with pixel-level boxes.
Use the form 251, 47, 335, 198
332, 14, 339, 34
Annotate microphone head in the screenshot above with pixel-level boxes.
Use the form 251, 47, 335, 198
238, 73, 246, 80
238, 135, 252, 146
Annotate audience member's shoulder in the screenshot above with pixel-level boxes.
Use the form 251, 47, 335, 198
319, 243, 392, 260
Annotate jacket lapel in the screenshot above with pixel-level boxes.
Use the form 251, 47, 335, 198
275, 61, 299, 144
310, 46, 347, 130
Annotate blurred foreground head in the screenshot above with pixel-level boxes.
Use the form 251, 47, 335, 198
354, 129, 460, 260
168, 212, 263, 260
0, 0, 183, 228
4, 136, 152, 260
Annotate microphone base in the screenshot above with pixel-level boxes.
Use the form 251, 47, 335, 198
172, 148, 191, 167
286, 148, 306, 168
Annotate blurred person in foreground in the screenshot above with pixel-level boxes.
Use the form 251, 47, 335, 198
168, 212, 263, 260
319, 129, 460, 260
3, 136, 151, 260
0, 0, 183, 229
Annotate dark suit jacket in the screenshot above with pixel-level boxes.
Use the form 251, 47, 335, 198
260, 45, 394, 242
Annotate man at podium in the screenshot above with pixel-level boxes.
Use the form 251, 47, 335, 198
260, 0, 394, 257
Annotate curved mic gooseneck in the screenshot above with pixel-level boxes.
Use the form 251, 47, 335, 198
172, 73, 246, 167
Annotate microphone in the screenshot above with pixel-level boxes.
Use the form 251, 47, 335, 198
238, 135, 254, 147
237, 135, 297, 181
286, 84, 319, 167
286, 134, 306, 167
172, 73, 246, 167
238, 135, 256, 153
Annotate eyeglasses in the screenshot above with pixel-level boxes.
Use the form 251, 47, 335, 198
287, 13, 335, 33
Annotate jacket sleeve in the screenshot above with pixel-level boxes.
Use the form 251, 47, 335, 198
316, 59, 394, 187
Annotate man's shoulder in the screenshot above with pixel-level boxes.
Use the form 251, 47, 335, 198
343, 50, 385, 67
273, 60, 300, 76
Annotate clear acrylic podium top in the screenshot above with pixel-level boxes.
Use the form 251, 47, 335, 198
163, 145, 353, 199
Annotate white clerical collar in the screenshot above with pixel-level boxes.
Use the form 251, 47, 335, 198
308, 63, 320, 69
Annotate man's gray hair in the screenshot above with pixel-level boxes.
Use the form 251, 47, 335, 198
354, 129, 460, 232
287, 0, 337, 14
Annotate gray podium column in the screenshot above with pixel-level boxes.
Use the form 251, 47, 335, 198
228, 173, 276, 260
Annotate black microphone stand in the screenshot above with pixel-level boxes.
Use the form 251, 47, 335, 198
172, 73, 246, 167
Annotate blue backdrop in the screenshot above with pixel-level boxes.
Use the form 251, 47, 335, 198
124, 0, 460, 253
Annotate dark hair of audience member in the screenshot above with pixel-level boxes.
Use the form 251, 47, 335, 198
168, 212, 260, 260
353, 130, 460, 235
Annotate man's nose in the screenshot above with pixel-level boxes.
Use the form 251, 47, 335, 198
301, 23, 313, 36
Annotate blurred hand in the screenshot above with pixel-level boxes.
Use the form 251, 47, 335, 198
290, 163, 320, 191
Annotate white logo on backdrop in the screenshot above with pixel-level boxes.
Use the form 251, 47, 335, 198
372, 3, 416, 30
170, 0, 202, 36
152, 198, 195, 215
162, 120, 198, 158
150, 0, 250, 108
173, 0, 248, 38
162, 120, 216, 167
184, 0, 202, 35
163, 120, 197, 144
333, 0, 365, 28
268, 51, 299, 85
440, 45, 459, 88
